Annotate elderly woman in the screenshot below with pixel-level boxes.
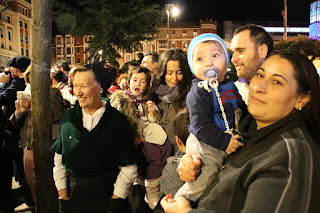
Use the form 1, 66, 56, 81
50, 66, 139, 213
161, 50, 320, 212
148, 48, 193, 152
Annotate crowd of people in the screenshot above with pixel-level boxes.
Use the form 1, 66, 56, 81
0, 24, 319, 213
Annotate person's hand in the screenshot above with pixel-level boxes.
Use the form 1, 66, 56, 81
15, 100, 28, 115
58, 188, 70, 200
161, 194, 192, 213
147, 100, 157, 116
134, 137, 143, 146
111, 194, 121, 199
0, 72, 10, 83
19, 98, 31, 110
225, 134, 244, 154
178, 153, 202, 182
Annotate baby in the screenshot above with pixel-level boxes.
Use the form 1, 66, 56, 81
175, 33, 246, 202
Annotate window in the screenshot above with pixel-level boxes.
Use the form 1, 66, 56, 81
20, 20, 23, 28
0, 28, 3, 38
66, 47, 71, 54
193, 31, 198, 37
2, 1, 7, 7
56, 37, 62, 45
8, 31, 11, 41
77, 48, 80, 54
183, 41, 188, 48
7, 16, 11, 24
183, 30, 187, 38
66, 57, 72, 64
25, 9, 28, 17
77, 58, 80, 64
26, 49, 29, 57
25, 35, 28, 44
66, 37, 71, 44
1, 43, 4, 49
21, 48, 24, 55
20, 34, 24, 42
172, 41, 176, 48
172, 30, 176, 38
159, 41, 167, 48
25, 22, 28, 29
9, 45, 12, 50
57, 47, 62, 55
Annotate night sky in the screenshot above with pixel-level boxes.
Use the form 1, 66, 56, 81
161, 0, 311, 24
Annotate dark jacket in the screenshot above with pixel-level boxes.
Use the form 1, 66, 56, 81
0, 77, 26, 119
187, 78, 246, 151
50, 98, 139, 177
191, 111, 320, 213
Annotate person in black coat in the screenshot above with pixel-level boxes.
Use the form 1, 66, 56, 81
0, 56, 34, 211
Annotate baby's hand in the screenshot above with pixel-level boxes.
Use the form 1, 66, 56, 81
226, 134, 244, 154
147, 100, 157, 116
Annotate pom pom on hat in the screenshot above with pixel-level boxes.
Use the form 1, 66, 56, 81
187, 33, 230, 76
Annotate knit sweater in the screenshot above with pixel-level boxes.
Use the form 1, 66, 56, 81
191, 111, 320, 213
50, 98, 139, 177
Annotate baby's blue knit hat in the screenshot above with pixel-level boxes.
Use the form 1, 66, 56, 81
187, 33, 230, 76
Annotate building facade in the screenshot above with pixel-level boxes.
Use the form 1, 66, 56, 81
0, 0, 32, 65
51, 19, 218, 67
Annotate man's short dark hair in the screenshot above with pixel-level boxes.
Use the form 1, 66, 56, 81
55, 60, 70, 71
144, 52, 159, 63
173, 107, 190, 145
137, 52, 144, 60
234, 24, 273, 57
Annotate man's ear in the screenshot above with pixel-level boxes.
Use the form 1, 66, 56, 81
295, 91, 311, 110
258, 44, 268, 60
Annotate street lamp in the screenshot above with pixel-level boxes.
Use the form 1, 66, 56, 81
165, 4, 179, 49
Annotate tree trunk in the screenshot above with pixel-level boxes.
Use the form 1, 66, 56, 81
31, 0, 58, 212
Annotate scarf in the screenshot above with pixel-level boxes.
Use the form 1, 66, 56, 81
155, 84, 178, 104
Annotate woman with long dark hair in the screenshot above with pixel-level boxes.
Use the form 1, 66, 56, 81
148, 48, 193, 152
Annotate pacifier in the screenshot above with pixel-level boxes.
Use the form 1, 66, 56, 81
203, 67, 220, 81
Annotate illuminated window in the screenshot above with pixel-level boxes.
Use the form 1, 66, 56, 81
193, 31, 197, 37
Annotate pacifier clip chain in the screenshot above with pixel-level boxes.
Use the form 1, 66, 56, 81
198, 69, 233, 135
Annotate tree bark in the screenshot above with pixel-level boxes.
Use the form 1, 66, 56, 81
31, 0, 58, 212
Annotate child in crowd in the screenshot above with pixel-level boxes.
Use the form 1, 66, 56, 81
109, 67, 172, 210
117, 73, 129, 90
160, 107, 189, 196
175, 33, 247, 203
